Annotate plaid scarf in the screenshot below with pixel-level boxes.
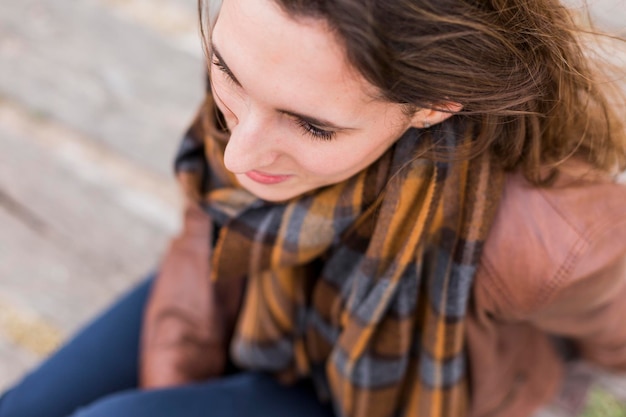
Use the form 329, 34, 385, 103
175, 95, 504, 417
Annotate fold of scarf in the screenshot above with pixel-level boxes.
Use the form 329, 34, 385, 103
175, 95, 504, 417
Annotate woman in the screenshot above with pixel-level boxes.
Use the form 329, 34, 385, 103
2, 0, 625, 416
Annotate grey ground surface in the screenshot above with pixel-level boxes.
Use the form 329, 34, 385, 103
0, 0, 625, 414
0, 0, 202, 390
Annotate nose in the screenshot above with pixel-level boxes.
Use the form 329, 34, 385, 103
222, 111, 279, 174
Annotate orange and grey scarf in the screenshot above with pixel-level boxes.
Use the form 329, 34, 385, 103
175, 95, 504, 417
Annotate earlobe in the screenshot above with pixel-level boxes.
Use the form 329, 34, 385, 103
410, 102, 463, 128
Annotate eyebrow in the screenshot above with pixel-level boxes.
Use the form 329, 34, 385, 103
210, 40, 354, 132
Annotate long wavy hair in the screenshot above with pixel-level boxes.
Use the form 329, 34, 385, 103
199, 0, 626, 185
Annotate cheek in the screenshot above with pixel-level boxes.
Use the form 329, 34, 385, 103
289, 143, 380, 180
296, 130, 401, 180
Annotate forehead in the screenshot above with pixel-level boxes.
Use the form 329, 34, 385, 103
212, 0, 381, 118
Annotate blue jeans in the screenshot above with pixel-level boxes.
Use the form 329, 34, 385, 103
0, 274, 336, 417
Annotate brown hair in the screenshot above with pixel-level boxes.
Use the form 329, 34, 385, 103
200, 0, 626, 184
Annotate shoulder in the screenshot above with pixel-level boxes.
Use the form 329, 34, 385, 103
476, 160, 626, 319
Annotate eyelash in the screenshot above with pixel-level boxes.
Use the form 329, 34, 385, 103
295, 119, 336, 141
211, 57, 237, 85
211, 55, 337, 142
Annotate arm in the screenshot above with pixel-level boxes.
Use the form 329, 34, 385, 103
139, 200, 228, 388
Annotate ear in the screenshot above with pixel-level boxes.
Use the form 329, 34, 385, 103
409, 102, 463, 129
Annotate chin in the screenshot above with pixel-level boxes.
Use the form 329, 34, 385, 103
236, 176, 303, 202
250, 189, 301, 203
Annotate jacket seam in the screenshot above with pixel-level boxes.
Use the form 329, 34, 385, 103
531, 187, 626, 310
533, 216, 626, 312
537, 188, 588, 238
477, 255, 519, 318
479, 194, 626, 319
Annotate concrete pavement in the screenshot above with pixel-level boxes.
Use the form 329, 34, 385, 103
0, 0, 200, 390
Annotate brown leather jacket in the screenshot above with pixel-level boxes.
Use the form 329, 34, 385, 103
140, 161, 626, 417
468, 163, 626, 417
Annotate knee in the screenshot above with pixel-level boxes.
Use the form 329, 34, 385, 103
69, 392, 144, 417
0, 389, 14, 417
0, 388, 40, 417
0, 388, 64, 417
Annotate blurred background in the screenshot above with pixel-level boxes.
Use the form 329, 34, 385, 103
0, 0, 625, 413
0, 0, 202, 389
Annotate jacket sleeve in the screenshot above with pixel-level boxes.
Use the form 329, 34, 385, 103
528, 219, 626, 371
139, 199, 229, 388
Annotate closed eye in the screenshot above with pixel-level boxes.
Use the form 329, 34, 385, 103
295, 118, 336, 141
211, 53, 240, 87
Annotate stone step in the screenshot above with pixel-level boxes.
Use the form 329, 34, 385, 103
0, 0, 199, 392
0, 101, 181, 390
0, 0, 204, 179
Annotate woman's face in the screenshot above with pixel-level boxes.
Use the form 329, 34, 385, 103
210, 0, 426, 201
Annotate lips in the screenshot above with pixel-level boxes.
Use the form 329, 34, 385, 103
245, 170, 292, 185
